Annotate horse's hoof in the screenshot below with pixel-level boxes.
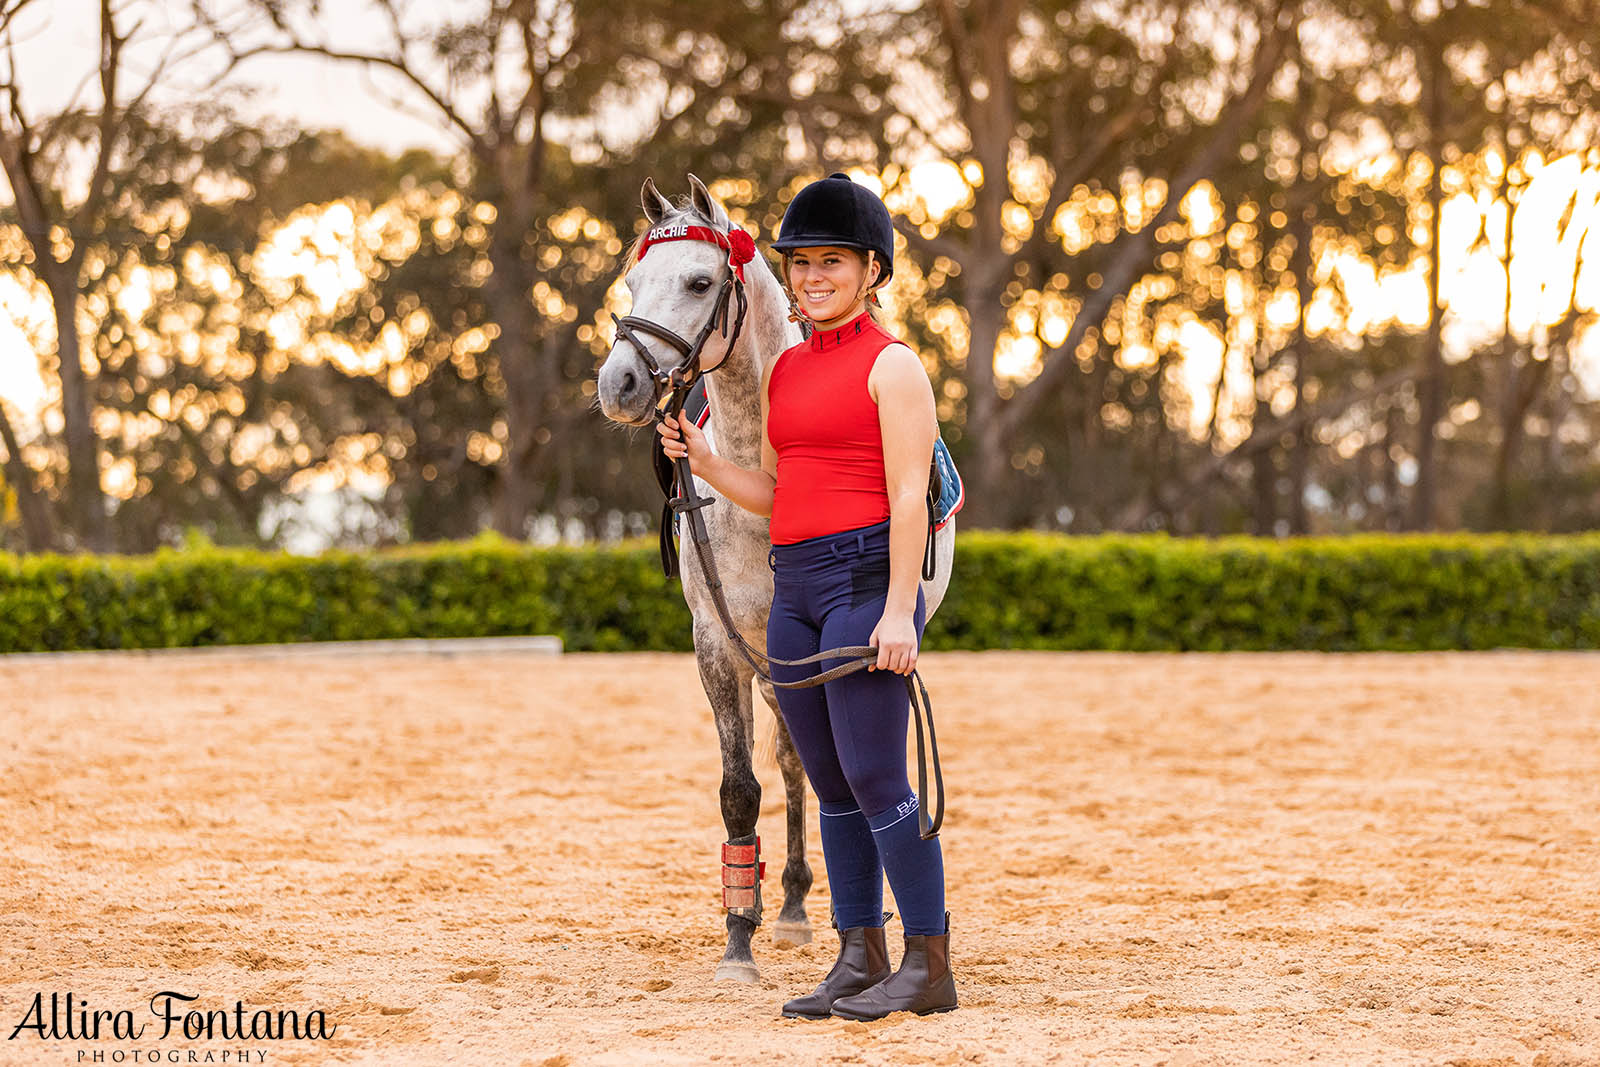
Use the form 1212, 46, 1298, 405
713, 960, 761, 984
771, 920, 813, 947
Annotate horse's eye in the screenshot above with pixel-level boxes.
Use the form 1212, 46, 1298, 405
688, 276, 713, 294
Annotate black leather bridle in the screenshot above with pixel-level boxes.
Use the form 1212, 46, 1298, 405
609, 265, 749, 415
609, 222, 944, 839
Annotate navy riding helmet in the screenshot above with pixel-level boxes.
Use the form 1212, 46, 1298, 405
773, 171, 895, 285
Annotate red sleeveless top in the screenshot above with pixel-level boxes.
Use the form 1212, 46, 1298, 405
767, 310, 897, 545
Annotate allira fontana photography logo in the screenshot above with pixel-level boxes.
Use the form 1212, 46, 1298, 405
7, 991, 337, 1050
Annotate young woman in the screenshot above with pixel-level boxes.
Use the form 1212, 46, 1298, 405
657, 172, 957, 1020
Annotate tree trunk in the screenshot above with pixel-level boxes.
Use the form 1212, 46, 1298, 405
1382, 404, 1403, 531
1149, 351, 1174, 530
483, 191, 545, 539
1490, 352, 1548, 529
1250, 216, 1277, 536
1287, 65, 1316, 535
1251, 450, 1276, 535
1488, 126, 1521, 530
1359, 433, 1383, 530
42, 260, 111, 551
1540, 341, 1571, 477
1080, 352, 1110, 530
0, 398, 55, 551
1286, 328, 1311, 534
1490, 377, 1529, 529
1410, 38, 1447, 531
0, 130, 111, 552
952, 0, 1022, 530
963, 285, 1011, 528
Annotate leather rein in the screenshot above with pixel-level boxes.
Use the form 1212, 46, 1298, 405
609, 220, 944, 839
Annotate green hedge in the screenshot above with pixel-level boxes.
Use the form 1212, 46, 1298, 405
1, 531, 1597, 653
0, 535, 690, 654
933, 531, 1600, 651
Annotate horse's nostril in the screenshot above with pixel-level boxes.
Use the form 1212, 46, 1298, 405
621, 370, 637, 395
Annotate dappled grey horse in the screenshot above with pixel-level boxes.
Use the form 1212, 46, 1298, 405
596, 175, 955, 983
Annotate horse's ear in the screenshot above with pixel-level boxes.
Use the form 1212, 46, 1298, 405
687, 173, 728, 228
642, 177, 671, 225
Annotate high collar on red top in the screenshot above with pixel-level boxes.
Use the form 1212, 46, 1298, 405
806, 309, 877, 353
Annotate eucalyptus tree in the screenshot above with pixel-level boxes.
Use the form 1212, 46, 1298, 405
1136, 0, 1423, 535
0, 0, 451, 552
1470, 3, 1599, 528
808, 0, 1301, 527
0, 0, 211, 550
87, 123, 462, 551
196, 0, 893, 540
1332, 0, 1598, 529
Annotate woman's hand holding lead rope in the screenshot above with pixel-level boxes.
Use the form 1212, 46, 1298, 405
869, 609, 919, 675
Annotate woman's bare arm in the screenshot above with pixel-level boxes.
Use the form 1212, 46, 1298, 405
868, 342, 937, 672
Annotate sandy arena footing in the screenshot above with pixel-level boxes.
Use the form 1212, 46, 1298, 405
2, 650, 1597, 1065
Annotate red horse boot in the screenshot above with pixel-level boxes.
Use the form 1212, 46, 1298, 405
830, 911, 957, 1020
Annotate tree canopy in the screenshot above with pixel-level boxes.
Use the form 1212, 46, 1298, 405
1, 0, 1597, 553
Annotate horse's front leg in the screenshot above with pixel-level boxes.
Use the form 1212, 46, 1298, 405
696, 634, 763, 983
760, 677, 815, 947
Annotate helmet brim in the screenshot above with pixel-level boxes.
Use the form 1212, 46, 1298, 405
771, 239, 894, 283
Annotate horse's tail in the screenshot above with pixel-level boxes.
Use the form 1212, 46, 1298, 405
754, 707, 780, 772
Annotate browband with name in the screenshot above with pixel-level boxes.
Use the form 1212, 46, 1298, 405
637, 223, 757, 282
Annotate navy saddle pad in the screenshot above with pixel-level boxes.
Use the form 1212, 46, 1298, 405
931, 436, 964, 529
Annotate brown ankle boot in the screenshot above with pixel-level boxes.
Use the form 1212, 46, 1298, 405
830, 911, 957, 1020
781, 912, 892, 1020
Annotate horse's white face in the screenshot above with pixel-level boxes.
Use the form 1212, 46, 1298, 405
597, 177, 737, 426
597, 232, 731, 425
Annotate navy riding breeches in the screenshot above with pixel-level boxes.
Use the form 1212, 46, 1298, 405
766, 517, 927, 821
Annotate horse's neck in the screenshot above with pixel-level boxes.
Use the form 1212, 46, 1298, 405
704, 261, 799, 472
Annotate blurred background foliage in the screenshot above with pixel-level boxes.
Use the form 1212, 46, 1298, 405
0, 0, 1598, 555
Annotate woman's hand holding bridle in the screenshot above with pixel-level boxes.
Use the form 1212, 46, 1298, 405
658, 414, 712, 477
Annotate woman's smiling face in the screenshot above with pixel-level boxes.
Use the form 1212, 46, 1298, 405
786, 246, 878, 327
